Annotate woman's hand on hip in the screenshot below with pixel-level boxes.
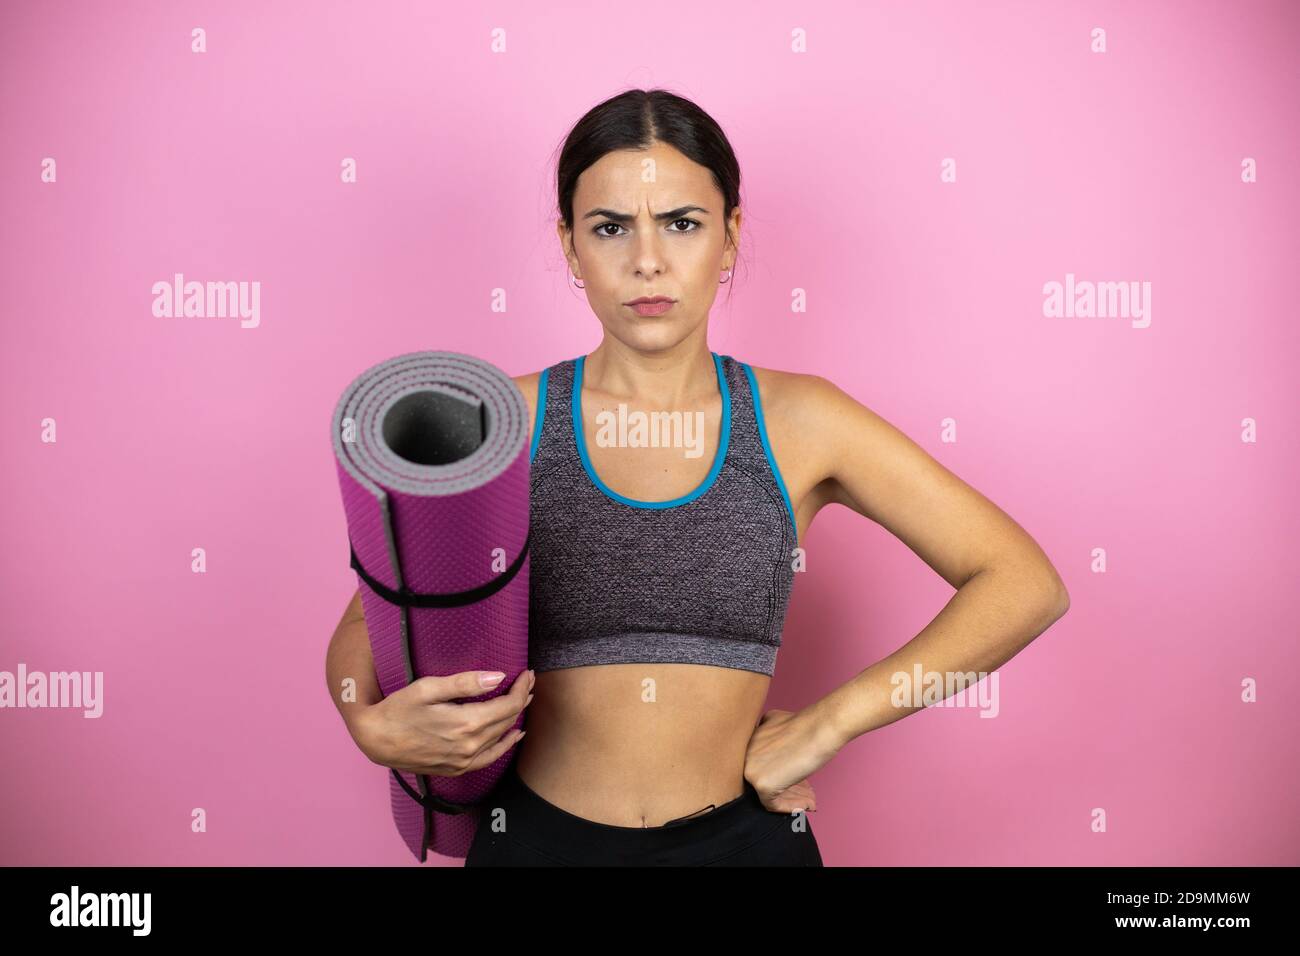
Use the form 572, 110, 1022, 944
742, 707, 841, 814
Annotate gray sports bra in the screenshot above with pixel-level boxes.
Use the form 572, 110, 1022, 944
527, 351, 797, 677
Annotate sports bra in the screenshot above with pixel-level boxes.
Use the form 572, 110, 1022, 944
526, 351, 798, 677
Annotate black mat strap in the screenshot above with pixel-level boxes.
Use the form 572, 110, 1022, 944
391, 768, 478, 815
350, 529, 530, 608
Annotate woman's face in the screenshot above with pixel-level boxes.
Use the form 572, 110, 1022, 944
558, 141, 739, 354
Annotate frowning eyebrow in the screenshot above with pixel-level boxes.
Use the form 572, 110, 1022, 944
582, 205, 711, 223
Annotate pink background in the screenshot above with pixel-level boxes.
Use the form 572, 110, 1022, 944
1, 0, 1296, 866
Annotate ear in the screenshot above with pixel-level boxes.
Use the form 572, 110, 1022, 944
556, 218, 578, 271
725, 206, 742, 256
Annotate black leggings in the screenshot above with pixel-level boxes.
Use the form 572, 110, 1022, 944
463, 761, 823, 866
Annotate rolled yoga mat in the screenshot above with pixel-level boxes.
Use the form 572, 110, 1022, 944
331, 351, 531, 861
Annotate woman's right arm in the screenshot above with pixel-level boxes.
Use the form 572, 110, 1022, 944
326, 588, 535, 776
326, 589, 385, 745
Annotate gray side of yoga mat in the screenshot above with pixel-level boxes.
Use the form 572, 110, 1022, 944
331, 351, 528, 500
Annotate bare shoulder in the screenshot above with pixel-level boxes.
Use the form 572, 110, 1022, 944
512, 371, 543, 424
751, 362, 1068, 599
747, 362, 938, 523
745, 363, 868, 487
745, 363, 841, 423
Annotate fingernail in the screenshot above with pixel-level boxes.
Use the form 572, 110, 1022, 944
480, 672, 506, 688
525, 693, 535, 707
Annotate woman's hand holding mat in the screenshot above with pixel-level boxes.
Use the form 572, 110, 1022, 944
354, 669, 536, 778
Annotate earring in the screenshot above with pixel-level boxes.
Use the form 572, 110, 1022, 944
719, 268, 732, 284
571, 272, 585, 289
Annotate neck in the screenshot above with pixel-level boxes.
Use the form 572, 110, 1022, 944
582, 337, 716, 407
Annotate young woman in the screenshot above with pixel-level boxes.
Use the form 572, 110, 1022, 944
326, 89, 1070, 866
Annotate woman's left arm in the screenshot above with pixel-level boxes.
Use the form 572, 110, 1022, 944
744, 371, 1070, 807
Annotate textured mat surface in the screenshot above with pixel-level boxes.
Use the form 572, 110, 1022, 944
331, 351, 530, 861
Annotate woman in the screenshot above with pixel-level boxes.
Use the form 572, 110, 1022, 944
325, 89, 1070, 866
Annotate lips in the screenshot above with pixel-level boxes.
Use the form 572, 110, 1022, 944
627, 298, 676, 316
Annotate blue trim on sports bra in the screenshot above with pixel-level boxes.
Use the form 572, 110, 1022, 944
572, 351, 732, 509
740, 361, 798, 539
529, 366, 550, 464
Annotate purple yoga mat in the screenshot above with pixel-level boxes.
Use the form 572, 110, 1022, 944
331, 351, 530, 861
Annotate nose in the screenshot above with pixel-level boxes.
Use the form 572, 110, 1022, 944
630, 229, 665, 277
